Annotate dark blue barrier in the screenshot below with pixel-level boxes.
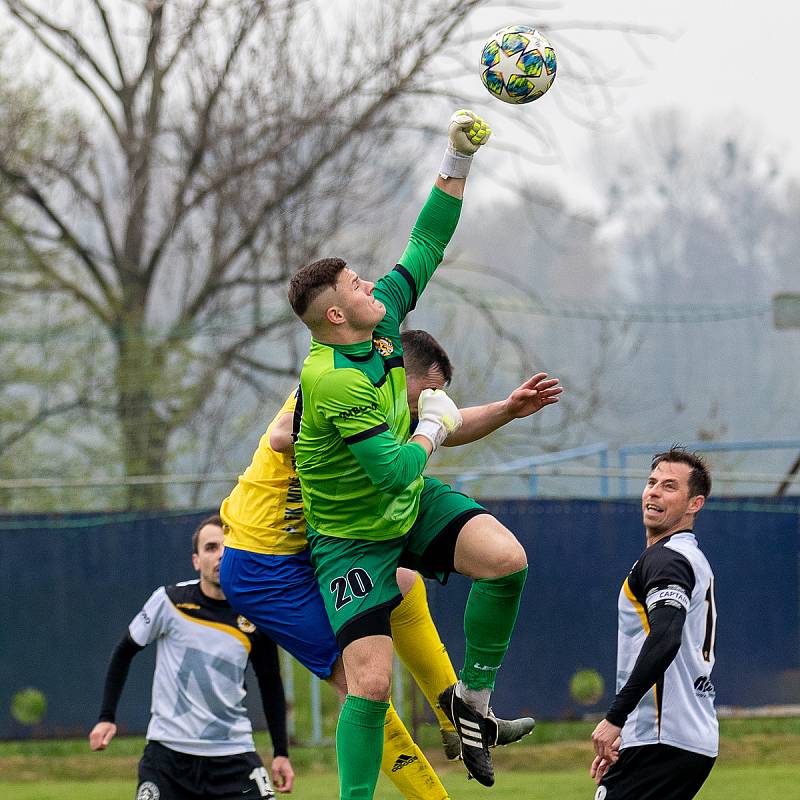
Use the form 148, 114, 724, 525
1, 498, 798, 737
426, 497, 800, 722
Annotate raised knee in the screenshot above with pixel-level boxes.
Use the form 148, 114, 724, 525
487, 539, 527, 577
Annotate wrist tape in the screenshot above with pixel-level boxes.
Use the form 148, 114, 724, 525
439, 143, 473, 179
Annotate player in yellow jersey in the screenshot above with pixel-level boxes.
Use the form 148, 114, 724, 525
220, 330, 560, 799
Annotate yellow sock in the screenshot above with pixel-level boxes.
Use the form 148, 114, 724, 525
391, 573, 457, 733
381, 701, 449, 800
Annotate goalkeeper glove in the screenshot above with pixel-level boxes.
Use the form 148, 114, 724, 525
414, 388, 463, 453
439, 109, 492, 179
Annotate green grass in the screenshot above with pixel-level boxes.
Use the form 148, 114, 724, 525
2, 718, 798, 799
0, 764, 797, 800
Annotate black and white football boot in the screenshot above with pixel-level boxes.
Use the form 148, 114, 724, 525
438, 684, 496, 786
440, 711, 536, 760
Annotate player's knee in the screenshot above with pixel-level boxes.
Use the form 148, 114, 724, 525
487, 537, 527, 577
481, 531, 528, 578
351, 670, 392, 701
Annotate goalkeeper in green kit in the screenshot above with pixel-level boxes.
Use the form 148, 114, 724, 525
288, 110, 529, 798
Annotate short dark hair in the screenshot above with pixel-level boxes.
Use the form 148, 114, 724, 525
651, 446, 712, 499
288, 257, 347, 318
192, 514, 223, 554
401, 329, 453, 385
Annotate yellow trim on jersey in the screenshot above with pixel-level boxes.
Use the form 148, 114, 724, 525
623, 576, 660, 725
220, 391, 308, 555
174, 607, 252, 653
623, 577, 650, 634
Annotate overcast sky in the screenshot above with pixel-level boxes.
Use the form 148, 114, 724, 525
585, 1, 795, 172
597, 0, 796, 144
479, 1, 800, 204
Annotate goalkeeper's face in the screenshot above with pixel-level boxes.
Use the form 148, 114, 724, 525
336, 267, 386, 331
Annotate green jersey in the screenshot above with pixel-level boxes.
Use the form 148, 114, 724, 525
295, 186, 462, 540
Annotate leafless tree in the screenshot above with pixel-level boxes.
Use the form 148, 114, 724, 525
0, 0, 662, 508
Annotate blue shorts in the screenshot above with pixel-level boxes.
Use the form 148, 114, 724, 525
219, 546, 339, 679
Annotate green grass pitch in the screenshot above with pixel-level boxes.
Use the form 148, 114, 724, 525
2, 718, 797, 799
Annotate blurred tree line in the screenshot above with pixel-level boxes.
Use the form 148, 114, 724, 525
2, 1, 797, 511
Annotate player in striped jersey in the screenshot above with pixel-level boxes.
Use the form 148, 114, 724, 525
590, 447, 718, 800
89, 516, 292, 800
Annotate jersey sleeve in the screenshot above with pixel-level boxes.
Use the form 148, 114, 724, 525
250, 633, 289, 758
316, 369, 388, 440
97, 633, 145, 723
128, 586, 170, 647
348, 430, 428, 494
640, 546, 696, 614
373, 186, 462, 333
605, 604, 686, 727
605, 544, 696, 727
316, 370, 428, 493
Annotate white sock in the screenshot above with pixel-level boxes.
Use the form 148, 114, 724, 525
456, 680, 490, 717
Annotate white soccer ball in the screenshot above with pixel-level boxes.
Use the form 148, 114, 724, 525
480, 24, 557, 105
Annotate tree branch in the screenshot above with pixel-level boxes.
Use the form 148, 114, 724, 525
4, 0, 123, 140
0, 396, 89, 455
0, 186, 118, 320
143, 0, 262, 283
90, 0, 127, 86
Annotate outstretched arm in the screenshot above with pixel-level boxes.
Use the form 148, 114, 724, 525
374, 111, 491, 333
444, 373, 562, 446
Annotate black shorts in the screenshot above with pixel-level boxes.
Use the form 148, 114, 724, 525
137, 741, 273, 800
597, 743, 715, 800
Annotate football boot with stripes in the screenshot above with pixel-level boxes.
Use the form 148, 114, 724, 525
440, 711, 536, 759
438, 684, 496, 786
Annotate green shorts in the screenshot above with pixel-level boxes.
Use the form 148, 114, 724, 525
307, 477, 486, 642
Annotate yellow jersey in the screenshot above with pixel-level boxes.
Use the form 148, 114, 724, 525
220, 391, 307, 555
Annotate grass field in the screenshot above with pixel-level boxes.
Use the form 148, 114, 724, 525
2, 718, 798, 799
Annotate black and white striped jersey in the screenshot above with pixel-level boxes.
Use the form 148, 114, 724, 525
615, 531, 719, 757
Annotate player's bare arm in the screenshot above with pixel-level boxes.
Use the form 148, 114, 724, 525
445, 372, 562, 446
269, 411, 295, 454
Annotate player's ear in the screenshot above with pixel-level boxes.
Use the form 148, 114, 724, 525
192, 553, 200, 572
688, 494, 705, 515
326, 305, 346, 326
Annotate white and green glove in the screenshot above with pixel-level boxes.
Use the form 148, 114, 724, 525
414, 388, 463, 453
439, 109, 492, 179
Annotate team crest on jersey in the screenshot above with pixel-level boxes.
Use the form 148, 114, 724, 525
237, 615, 256, 633
137, 781, 160, 800
373, 336, 394, 356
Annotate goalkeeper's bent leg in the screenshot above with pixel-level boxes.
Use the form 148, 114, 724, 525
460, 567, 528, 695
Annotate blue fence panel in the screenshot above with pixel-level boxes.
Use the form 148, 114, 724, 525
1, 498, 798, 737
0, 511, 210, 738
426, 497, 800, 721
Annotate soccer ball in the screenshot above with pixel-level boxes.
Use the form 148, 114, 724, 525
480, 24, 557, 105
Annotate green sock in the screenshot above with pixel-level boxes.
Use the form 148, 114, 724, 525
336, 694, 389, 800
460, 566, 528, 691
